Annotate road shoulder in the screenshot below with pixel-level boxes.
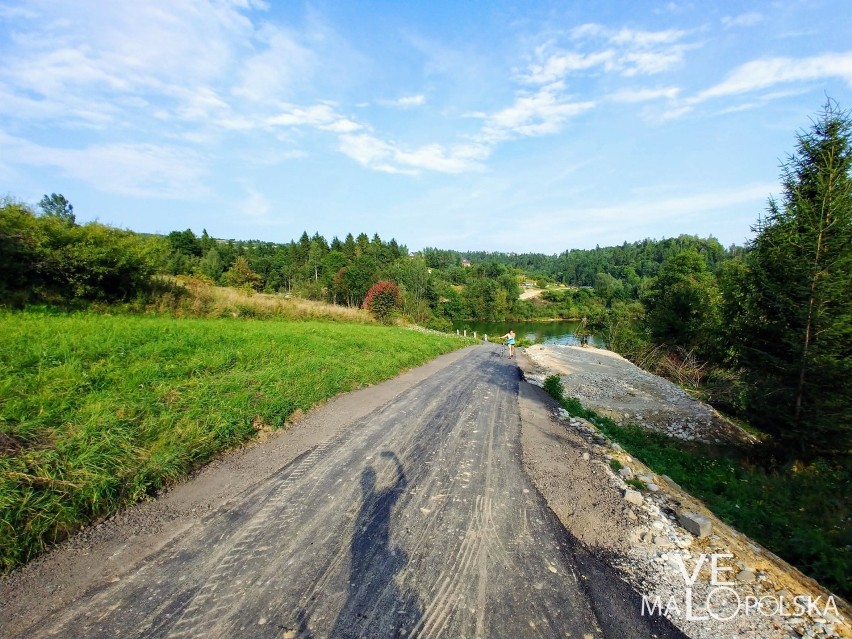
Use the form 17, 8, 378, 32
514, 346, 851, 639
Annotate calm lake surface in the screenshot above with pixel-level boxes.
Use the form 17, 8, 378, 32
451, 320, 604, 347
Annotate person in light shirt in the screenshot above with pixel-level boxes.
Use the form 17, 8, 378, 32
499, 329, 516, 359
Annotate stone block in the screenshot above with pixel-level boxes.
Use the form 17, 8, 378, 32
624, 488, 644, 506
678, 512, 712, 538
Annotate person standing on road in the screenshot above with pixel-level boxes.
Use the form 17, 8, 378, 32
499, 329, 516, 359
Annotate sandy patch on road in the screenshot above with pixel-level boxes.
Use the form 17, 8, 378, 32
516, 345, 851, 639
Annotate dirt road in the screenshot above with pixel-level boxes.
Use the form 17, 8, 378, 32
2, 346, 685, 639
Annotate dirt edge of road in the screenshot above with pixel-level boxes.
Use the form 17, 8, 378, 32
0, 347, 473, 638
515, 346, 851, 639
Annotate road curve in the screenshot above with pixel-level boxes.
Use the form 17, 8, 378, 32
21, 346, 685, 639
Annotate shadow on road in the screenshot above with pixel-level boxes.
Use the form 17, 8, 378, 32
329, 451, 422, 638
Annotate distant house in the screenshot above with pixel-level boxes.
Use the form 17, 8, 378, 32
461, 259, 472, 268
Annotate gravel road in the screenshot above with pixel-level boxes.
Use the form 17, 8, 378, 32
3, 345, 686, 639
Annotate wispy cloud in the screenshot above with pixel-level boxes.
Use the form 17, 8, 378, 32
609, 87, 680, 103
232, 24, 316, 103
0, 1, 258, 127
264, 103, 362, 132
237, 186, 273, 219
521, 24, 694, 85
693, 52, 852, 102
380, 94, 427, 108
482, 84, 595, 142
655, 51, 852, 121
338, 134, 486, 175
722, 12, 764, 29
0, 131, 208, 199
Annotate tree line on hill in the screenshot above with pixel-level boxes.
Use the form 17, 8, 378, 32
0, 205, 607, 327
1, 102, 849, 459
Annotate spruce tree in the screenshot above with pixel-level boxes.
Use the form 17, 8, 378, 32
738, 102, 852, 457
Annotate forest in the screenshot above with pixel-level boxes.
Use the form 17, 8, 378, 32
1, 103, 850, 462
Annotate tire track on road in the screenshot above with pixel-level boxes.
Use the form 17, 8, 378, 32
21, 346, 685, 639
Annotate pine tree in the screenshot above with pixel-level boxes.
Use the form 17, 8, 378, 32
738, 102, 852, 457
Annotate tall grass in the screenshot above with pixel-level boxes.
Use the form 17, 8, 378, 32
0, 311, 468, 571
543, 375, 851, 600
141, 277, 375, 323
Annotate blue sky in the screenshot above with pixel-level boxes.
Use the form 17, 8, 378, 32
1, 1, 851, 253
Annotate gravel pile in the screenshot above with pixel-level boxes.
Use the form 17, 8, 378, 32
524, 344, 752, 444
556, 409, 848, 639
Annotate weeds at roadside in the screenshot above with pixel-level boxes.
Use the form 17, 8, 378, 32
541, 375, 851, 600
625, 478, 647, 491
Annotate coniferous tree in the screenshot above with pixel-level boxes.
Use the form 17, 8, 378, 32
736, 102, 852, 456
38, 193, 75, 225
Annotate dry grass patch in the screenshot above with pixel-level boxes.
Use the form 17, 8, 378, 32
147, 277, 374, 323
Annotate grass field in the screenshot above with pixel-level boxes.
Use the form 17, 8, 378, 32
0, 311, 470, 572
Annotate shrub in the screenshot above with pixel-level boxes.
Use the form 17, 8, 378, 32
543, 374, 564, 401
362, 280, 402, 324
424, 315, 452, 333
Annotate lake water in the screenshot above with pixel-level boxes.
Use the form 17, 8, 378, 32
451, 320, 604, 347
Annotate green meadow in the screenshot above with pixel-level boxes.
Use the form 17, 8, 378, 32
0, 311, 468, 571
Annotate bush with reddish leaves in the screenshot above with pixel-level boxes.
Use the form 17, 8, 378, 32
362, 280, 402, 323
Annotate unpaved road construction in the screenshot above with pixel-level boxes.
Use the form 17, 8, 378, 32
1, 345, 687, 639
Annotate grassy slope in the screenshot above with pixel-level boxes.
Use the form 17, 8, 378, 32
542, 378, 851, 601
0, 311, 469, 571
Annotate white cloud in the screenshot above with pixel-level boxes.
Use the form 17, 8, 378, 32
232, 24, 316, 102
524, 50, 615, 84
238, 187, 272, 219
620, 49, 685, 76
656, 104, 694, 121
521, 25, 693, 85
0, 0, 329, 134
722, 13, 764, 28
338, 134, 393, 166
2, 1, 254, 98
694, 52, 852, 102
483, 84, 595, 142
0, 131, 208, 198
385, 94, 427, 108
266, 103, 339, 127
569, 23, 607, 40
609, 87, 680, 103
338, 134, 486, 175
610, 27, 688, 48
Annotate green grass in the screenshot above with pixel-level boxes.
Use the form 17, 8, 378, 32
0, 311, 470, 571
625, 478, 646, 491
542, 375, 851, 600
